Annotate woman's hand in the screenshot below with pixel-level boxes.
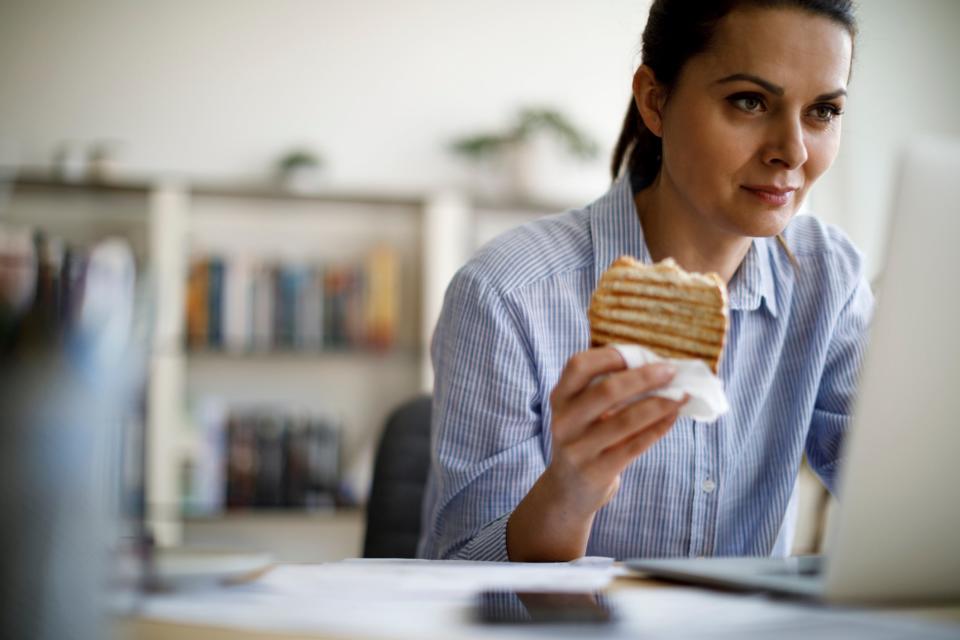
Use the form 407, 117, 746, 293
546, 347, 685, 516
507, 346, 685, 561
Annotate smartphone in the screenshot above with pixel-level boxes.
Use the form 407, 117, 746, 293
474, 590, 615, 624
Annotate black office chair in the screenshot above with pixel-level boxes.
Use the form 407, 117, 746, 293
362, 395, 432, 558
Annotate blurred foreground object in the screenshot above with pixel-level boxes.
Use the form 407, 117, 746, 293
0, 229, 142, 640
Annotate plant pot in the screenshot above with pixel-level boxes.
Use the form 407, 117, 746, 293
509, 134, 605, 205
280, 165, 324, 194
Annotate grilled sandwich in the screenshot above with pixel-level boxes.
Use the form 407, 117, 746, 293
589, 256, 729, 373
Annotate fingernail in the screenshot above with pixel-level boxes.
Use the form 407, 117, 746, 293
656, 363, 677, 381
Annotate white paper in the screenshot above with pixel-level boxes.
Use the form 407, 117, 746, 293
133, 560, 617, 640
130, 560, 960, 640
612, 343, 730, 422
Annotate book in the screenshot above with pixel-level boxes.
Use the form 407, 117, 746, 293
297, 266, 324, 350
186, 247, 400, 353
251, 262, 275, 351
225, 414, 257, 509
186, 259, 209, 349
366, 245, 398, 349
207, 258, 225, 349
223, 256, 253, 353
221, 407, 341, 510
254, 413, 285, 508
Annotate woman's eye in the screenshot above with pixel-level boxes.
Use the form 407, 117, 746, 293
728, 94, 766, 113
810, 104, 843, 122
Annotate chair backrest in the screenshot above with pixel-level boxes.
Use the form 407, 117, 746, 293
362, 395, 432, 558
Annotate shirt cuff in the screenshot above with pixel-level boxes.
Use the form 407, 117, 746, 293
456, 512, 512, 562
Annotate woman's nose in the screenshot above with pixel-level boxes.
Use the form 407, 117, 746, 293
761, 115, 808, 170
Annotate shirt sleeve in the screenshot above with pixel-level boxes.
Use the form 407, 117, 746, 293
805, 272, 874, 494
418, 267, 545, 560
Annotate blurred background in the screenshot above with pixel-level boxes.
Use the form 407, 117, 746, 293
1, 0, 958, 566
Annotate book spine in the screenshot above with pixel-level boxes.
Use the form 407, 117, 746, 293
186, 258, 209, 350
307, 417, 340, 507
223, 256, 253, 353
288, 265, 309, 349
324, 267, 345, 349
345, 265, 365, 347
295, 266, 321, 350
207, 258, 224, 349
366, 246, 399, 349
254, 414, 285, 508
252, 263, 274, 351
225, 415, 257, 509
282, 416, 309, 508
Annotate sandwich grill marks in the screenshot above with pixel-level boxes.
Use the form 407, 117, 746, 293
589, 256, 730, 373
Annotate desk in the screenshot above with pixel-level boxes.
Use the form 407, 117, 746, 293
115, 560, 960, 640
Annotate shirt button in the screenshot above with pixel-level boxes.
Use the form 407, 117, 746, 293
702, 479, 717, 494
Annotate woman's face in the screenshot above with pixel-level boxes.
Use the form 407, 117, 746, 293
652, 7, 853, 238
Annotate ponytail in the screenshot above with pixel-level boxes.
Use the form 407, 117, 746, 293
610, 97, 664, 192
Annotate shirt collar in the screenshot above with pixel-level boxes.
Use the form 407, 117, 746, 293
589, 175, 778, 317
589, 175, 651, 286
728, 237, 779, 317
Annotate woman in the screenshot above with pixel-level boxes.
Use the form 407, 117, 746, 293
419, 0, 871, 562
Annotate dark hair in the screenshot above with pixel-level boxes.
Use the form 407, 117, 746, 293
611, 0, 857, 192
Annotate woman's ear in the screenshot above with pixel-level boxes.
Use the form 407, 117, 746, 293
632, 65, 666, 138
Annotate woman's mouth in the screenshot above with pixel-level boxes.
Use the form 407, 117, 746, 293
741, 185, 797, 207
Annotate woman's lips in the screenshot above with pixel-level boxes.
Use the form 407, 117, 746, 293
741, 185, 797, 207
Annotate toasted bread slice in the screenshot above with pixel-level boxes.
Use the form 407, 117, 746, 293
589, 256, 729, 373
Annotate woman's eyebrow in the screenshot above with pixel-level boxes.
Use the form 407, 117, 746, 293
715, 73, 784, 95
715, 73, 847, 101
814, 88, 848, 101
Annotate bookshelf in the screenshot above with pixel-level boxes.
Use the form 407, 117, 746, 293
1, 172, 559, 547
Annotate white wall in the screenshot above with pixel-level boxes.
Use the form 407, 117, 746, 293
0, 0, 650, 201
1, 0, 957, 269
811, 0, 960, 276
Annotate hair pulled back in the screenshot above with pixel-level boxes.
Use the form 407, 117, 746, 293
611, 0, 857, 193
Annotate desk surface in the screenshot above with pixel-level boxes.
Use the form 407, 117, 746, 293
115, 562, 960, 640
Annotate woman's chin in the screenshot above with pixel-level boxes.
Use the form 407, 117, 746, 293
721, 188, 803, 236
704, 196, 799, 238
727, 206, 796, 238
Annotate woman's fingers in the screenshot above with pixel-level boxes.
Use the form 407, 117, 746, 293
596, 407, 681, 473
550, 347, 627, 402
567, 395, 684, 460
566, 363, 676, 434
545, 345, 687, 516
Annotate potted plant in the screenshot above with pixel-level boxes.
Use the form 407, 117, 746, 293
450, 107, 599, 201
276, 149, 324, 193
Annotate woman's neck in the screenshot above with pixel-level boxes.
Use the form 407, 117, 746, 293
633, 175, 752, 285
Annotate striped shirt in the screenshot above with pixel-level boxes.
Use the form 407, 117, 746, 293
418, 175, 874, 561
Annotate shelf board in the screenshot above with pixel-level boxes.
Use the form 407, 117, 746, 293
7, 171, 426, 208
183, 507, 363, 524
8, 172, 153, 195
190, 183, 425, 208
7, 171, 578, 213
182, 347, 422, 362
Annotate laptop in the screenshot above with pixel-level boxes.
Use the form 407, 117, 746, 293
626, 136, 960, 604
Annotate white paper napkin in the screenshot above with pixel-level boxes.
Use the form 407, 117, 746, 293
611, 344, 729, 423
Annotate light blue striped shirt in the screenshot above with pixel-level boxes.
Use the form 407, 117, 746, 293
418, 176, 873, 561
